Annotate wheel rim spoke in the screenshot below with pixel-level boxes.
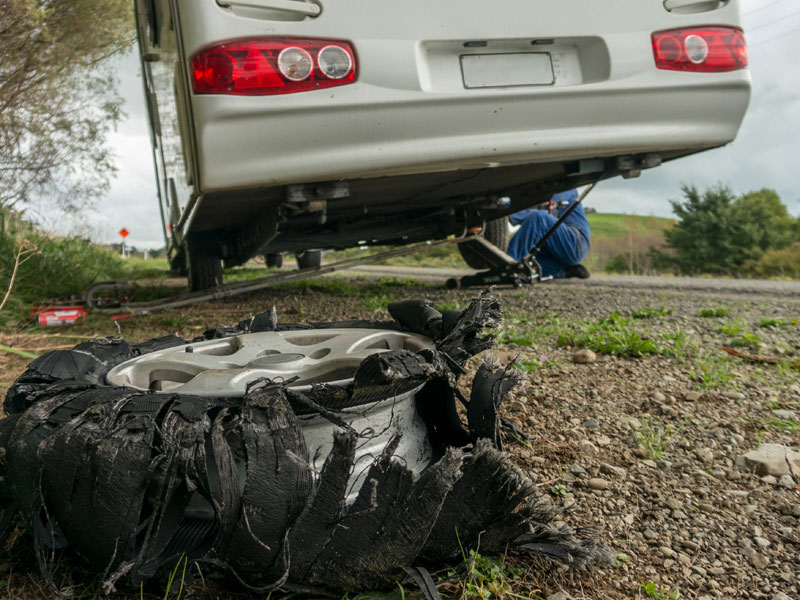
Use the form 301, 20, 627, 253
106, 328, 432, 397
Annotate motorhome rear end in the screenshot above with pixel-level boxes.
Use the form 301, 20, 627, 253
136, 0, 750, 289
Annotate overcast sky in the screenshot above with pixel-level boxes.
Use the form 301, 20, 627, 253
83, 0, 800, 249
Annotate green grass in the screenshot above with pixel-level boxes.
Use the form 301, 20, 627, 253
516, 356, 557, 372
689, 355, 738, 390
557, 312, 662, 358
329, 213, 673, 272
500, 312, 570, 346
1, 229, 125, 328
632, 305, 673, 319
640, 581, 681, 599
659, 331, 695, 357
637, 419, 679, 460
456, 549, 530, 600
729, 332, 761, 348
717, 321, 742, 336
759, 316, 796, 328
501, 311, 691, 359
699, 307, 731, 318
273, 275, 435, 313
328, 241, 467, 269
586, 213, 673, 239
765, 418, 800, 433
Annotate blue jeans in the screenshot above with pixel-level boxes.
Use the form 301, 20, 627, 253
507, 211, 589, 278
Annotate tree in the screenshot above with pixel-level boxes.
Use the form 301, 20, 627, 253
662, 184, 743, 274
662, 184, 800, 275
731, 189, 797, 253
0, 1, 133, 212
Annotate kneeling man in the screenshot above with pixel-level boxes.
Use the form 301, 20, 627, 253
507, 189, 591, 279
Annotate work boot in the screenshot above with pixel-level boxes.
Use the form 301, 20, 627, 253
564, 264, 590, 279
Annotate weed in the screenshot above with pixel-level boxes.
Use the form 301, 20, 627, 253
729, 331, 761, 348
376, 276, 424, 289
640, 582, 681, 599
637, 419, 678, 460
689, 356, 737, 390
698, 307, 730, 318
279, 277, 361, 297
501, 334, 536, 346
1, 227, 123, 327
632, 306, 673, 319
766, 418, 800, 433
363, 292, 398, 312
717, 322, 742, 337
163, 553, 188, 600
755, 426, 766, 446
516, 356, 556, 371
557, 312, 661, 358
500, 314, 569, 347
158, 314, 188, 330
614, 552, 630, 567
777, 362, 800, 381
438, 296, 461, 312
549, 483, 567, 497
759, 316, 795, 328
459, 549, 527, 600
659, 331, 694, 358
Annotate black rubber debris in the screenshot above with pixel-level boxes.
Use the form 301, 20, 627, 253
0, 292, 611, 595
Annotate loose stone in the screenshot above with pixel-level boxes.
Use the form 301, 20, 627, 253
743, 443, 800, 477
582, 418, 599, 430
572, 349, 596, 364
695, 447, 714, 463
588, 478, 609, 490
749, 552, 769, 569
600, 463, 626, 478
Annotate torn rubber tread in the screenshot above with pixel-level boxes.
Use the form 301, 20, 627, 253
468, 361, 521, 448
0, 294, 610, 594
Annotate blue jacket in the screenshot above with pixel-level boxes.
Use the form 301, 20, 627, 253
509, 189, 590, 243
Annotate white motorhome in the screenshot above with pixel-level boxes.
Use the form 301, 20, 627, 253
135, 0, 750, 289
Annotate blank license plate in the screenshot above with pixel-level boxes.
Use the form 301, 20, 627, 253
460, 53, 554, 89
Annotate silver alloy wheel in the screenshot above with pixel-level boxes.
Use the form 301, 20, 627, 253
106, 328, 432, 396
107, 328, 435, 501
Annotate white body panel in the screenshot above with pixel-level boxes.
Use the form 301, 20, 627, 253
172, 0, 750, 192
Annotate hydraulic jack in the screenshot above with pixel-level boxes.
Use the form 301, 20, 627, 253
447, 183, 596, 289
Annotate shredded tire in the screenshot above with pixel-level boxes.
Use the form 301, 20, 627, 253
0, 291, 611, 595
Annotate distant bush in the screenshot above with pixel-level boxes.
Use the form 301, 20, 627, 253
742, 241, 800, 279
664, 185, 799, 276
603, 253, 631, 273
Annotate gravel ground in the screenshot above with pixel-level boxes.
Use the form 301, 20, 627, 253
0, 276, 798, 600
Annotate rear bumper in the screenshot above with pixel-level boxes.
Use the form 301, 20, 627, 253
193, 71, 750, 192
177, 0, 751, 194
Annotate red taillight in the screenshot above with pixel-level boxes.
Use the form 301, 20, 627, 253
652, 27, 748, 72
191, 38, 357, 95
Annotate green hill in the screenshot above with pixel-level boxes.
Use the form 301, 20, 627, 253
587, 213, 674, 239
328, 213, 675, 273
584, 213, 674, 273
